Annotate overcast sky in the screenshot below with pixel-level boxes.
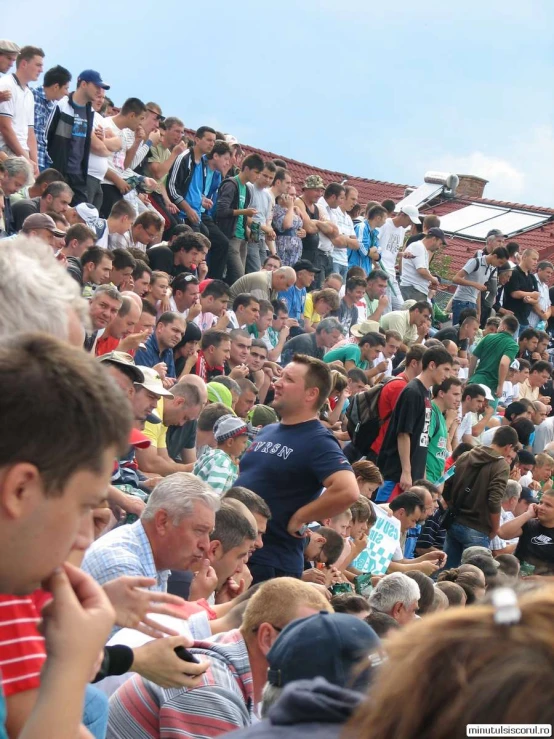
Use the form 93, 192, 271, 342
4, 0, 554, 206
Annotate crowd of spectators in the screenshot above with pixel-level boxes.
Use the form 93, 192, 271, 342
0, 37, 554, 738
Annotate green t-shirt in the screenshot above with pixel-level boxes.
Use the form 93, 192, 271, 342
323, 343, 368, 370
469, 330, 519, 392
234, 176, 247, 239
426, 402, 448, 483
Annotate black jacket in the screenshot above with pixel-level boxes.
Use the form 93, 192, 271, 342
46, 93, 94, 178
167, 149, 200, 207
214, 175, 252, 239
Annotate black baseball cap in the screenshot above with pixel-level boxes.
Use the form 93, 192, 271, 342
293, 259, 320, 274
427, 227, 447, 244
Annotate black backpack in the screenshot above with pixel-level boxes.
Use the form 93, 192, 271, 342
346, 377, 398, 455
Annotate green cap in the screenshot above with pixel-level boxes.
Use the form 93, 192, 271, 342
207, 382, 233, 410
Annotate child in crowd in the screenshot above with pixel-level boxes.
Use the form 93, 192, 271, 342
193, 414, 248, 493
246, 404, 278, 445
500, 359, 530, 407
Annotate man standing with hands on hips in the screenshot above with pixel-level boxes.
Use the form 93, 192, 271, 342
235, 354, 358, 584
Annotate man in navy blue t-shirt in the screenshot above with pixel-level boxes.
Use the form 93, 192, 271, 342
235, 354, 358, 582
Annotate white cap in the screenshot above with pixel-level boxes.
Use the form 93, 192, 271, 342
75, 202, 101, 229
135, 366, 174, 397
478, 383, 494, 401
400, 204, 421, 224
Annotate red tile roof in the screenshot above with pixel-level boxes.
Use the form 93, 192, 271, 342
186, 130, 554, 275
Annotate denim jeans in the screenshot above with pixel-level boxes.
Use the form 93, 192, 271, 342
314, 251, 333, 289
444, 521, 490, 568
385, 276, 404, 312
332, 261, 349, 280
83, 684, 109, 739
452, 299, 477, 326
226, 237, 247, 285
400, 284, 428, 302
246, 241, 267, 273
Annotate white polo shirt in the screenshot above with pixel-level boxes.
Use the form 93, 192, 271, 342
0, 74, 34, 154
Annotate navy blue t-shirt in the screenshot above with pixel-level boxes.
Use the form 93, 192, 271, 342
235, 419, 352, 574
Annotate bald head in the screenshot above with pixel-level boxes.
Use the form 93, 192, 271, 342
442, 340, 458, 359
272, 266, 296, 292
121, 290, 143, 309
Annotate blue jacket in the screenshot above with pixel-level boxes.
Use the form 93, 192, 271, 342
349, 220, 380, 273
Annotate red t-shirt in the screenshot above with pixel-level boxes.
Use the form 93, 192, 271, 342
370, 373, 409, 455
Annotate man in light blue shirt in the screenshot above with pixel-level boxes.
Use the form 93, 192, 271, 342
83, 473, 220, 632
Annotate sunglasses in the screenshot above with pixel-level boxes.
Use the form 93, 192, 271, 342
146, 108, 165, 122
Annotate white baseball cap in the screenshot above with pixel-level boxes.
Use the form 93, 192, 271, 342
478, 383, 494, 401
399, 204, 421, 224
135, 366, 174, 397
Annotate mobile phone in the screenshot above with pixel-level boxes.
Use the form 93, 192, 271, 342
174, 646, 200, 664
296, 524, 309, 537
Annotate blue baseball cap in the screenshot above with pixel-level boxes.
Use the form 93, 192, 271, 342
78, 69, 110, 90
266, 611, 381, 691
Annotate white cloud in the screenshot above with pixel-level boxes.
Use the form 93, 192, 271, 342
427, 126, 554, 207
428, 151, 525, 200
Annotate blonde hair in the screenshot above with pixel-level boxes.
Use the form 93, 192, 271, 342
534, 452, 554, 469
150, 270, 170, 286
240, 577, 332, 638
330, 369, 348, 394
345, 586, 554, 738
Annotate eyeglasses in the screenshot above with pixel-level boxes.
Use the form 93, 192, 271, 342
252, 624, 282, 634
146, 108, 165, 122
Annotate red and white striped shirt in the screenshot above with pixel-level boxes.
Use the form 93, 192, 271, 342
0, 595, 46, 697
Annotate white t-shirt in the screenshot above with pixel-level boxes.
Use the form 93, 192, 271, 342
87, 111, 110, 181
400, 240, 429, 292
101, 117, 127, 182
457, 411, 474, 445
529, 278, 551, 328
0, 74, 34, 153
168, 295, 189, 320
376, 351, 393, 377
500, 380, 515, 406
480, 426, 498, 446
519, 471, 533, 487
376, 219, 406, 273
316, 196, 339, 254
333, 208, 356, 266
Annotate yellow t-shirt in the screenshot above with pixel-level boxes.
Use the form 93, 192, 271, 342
303, 293, 322, 325
143, 398, 167, 449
